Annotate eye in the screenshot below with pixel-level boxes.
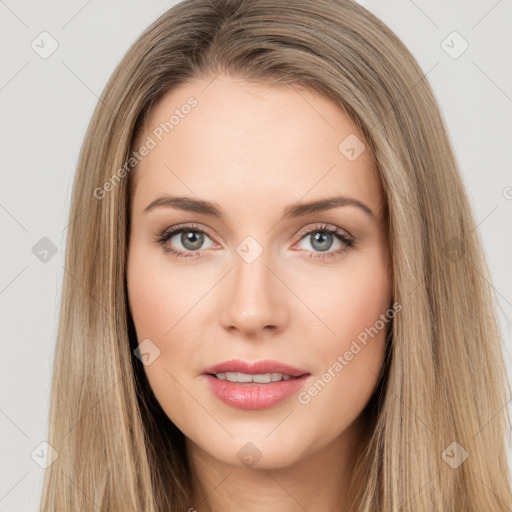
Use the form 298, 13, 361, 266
293, 223, 354, 261
153, 223, 217, 259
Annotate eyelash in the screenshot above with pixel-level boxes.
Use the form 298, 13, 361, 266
153, 222, 355, 261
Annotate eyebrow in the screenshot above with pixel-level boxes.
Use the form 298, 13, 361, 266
143, 194, 375, 219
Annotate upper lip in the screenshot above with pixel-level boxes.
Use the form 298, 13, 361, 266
203, 359, 310, 378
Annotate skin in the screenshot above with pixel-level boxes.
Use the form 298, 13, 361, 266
126, 74, 392, 511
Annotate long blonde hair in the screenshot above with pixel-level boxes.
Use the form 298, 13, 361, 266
40, 0, 512, 510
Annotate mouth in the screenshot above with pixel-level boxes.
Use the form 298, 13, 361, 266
201, 359, 311, 410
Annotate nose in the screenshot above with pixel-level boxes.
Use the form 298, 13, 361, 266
218, 248, 290, 337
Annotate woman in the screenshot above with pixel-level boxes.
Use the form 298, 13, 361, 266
40, 0, 512, 510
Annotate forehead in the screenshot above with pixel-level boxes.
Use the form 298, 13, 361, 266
130, 75, 384, 219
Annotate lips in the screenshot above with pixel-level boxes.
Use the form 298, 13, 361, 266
201, 359, 312, 409
203, 373, 310, 410
202, 359, 309, 378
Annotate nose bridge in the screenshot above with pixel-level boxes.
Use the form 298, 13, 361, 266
219, 236, 288, 334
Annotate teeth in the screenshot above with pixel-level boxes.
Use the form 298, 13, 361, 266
215, 372, 293, 383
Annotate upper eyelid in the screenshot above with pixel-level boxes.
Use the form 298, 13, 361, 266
295, 224, 352, 240
162, 222, 217, 241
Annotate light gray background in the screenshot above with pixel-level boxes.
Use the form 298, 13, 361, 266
1, 1, 511, 510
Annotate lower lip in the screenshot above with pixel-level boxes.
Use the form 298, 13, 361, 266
203, 374, 310, 410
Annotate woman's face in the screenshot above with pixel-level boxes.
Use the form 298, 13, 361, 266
127, 74, 392, 470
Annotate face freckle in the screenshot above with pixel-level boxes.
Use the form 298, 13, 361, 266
126, 74, 392, 474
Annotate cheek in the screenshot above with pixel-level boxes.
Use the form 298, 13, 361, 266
127, 265, 173, 341
294, 243, 392, 348
127, 246, 204, 429
126, 244, 188, 372
293, 246, 391, 426
127, 243, 200, 339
